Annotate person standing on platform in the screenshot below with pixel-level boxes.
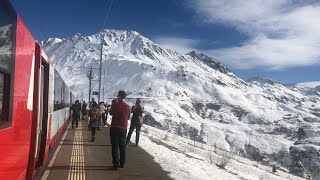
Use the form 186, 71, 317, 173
109, 91, 130, 170
82, 101, 87, 120
71, 100, 81, 129
83, 111, 89, 129
103, 103, 110, 127
96, 102, 104, 130
89, 103, 100, 142
90, 98, 97, 108
126, 98, 144, 147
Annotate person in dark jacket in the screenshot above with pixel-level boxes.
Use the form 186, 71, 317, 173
71, 100, 81, 128
88, 103, 100, 142
126, 98, 144, 147
82, 101, 87, 119
109, 91, 130, 171
89, 98, 97, 108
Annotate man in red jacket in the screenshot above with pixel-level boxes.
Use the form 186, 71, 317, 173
109, 90, 130, 170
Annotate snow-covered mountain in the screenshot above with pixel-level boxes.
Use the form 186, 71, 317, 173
41, 29, 320, 179
294, 82, 320, 89
286, 82, 320, 97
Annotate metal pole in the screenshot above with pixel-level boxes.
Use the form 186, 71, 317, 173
103, 88, 105, 102
88, 66, 92, 103
98, 41, 103, 103
103, 69, 105, 101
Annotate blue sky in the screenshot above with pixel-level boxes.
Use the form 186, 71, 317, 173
10, 0, 320, 84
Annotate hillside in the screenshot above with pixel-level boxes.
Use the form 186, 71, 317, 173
41, 29, 320, 179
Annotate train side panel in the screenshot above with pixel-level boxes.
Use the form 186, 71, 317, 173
0, 1, 73, 179
0, 13, 36, 180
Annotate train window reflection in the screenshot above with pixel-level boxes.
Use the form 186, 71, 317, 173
0, 73, 3, 119
0, 2, 14, 72
0, 72, 10, 128
54, 69, 70, 111
0, 2, 14, 129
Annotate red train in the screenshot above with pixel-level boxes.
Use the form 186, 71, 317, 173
0, 1, 75, 179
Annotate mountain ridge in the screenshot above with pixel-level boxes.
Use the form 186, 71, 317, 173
41, 29, 320, 179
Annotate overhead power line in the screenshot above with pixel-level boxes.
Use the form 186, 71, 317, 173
98, 0, 115, 102
102, 0, 115, 30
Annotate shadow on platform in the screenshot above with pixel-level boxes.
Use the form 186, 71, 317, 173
42, 120, 172, 180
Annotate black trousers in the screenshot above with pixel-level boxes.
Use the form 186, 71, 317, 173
97, 117, 101, 129
110, 127, 127, 166
91, 127, 96, 137
126, 122, 142, 145
72, 115, 79, 128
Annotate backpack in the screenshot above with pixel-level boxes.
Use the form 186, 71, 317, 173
91, 107, 99, 119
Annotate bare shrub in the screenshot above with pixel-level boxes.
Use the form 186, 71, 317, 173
216, 141, 241, 169
216, 151, 233, 169
163, 134, 169, 141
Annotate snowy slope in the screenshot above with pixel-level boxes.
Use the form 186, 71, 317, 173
41, 29, 320, 179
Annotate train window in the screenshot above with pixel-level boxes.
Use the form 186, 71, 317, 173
0, 72, 11, 128
0, 1, 15, 129
0, 73, 4, 121
64, 82, 70, 107
54, 69, 65, 111
0, 2, 14, 72
48, 74, 53, 113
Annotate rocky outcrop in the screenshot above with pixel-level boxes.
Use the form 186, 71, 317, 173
289, 145, 320, 178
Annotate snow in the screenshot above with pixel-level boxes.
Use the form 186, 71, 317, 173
41, 29, 320, 179
113, 116, 305, 180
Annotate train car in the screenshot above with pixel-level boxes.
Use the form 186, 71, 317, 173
0, 1, 74, 179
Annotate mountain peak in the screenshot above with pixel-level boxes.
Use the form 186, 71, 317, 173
187, 51, 231, 74
40, 37, 63, 46
98, 29, 142, 39
246, 76, 282, 85
187, 51, 211, 59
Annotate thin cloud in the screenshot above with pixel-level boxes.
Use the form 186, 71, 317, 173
153, 36, 199, 54
186, 0, 320, 69
160, 19, 186, 28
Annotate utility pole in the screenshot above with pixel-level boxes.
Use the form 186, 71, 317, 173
103, 69, 105, 101
98, 41, 103, 103
87, 66, 93, 103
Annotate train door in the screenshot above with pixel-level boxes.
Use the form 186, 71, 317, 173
35, 58, 49, 167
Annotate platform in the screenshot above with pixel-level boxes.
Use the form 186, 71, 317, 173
40, 120, 172, 180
